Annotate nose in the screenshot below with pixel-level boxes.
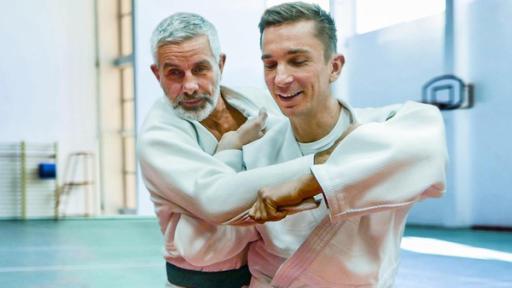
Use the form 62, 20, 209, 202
182, 72, 199, 95
274, 65, 293, 87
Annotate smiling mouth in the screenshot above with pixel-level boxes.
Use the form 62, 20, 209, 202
277, 91, 302, 101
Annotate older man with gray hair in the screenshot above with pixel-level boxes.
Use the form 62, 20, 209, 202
139, 12, 329, 287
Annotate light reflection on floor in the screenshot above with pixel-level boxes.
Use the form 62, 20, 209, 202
397, 226, 512, 288
401, 236, 512, 262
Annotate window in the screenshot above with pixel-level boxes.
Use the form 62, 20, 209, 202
96, 0, 136, 215
356, 0, 445, 34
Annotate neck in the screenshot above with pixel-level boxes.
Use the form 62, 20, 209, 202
291, 97, 342, 143
201, 92, 246, 140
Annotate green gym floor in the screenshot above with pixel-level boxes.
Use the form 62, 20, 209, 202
1, 219, 511, 287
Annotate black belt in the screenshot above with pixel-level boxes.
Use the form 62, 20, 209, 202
166, 262, 251, 288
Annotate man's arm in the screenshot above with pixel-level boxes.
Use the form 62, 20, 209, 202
138, 122, 314, 224
212, 109, 267, 172
172, 213, 259, 266
249, 102, 447, 223
216, 109, 267, 154
314, 101, 447, 222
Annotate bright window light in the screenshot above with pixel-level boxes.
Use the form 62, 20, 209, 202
266, 0, 330, 12
401, 237, 512, 263
356, 0, 445, 34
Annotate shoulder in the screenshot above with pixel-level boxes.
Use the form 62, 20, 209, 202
353, 103, 403, 123
381, 101, 442, 122
223, 85, 281, 115
401, 101, 442, 115
353, 101, 442, 124
138, 97, 198, 149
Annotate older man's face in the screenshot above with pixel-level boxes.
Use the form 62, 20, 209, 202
261, 20, 341, 119
151, 35, 224, 121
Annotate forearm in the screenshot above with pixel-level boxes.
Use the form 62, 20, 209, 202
313, 102, 447, 222
295, 173, 323, 201
213, 149, 244, 171
194, 157, 314, 223
174, 214, 259, 266
140, 141, 314, 224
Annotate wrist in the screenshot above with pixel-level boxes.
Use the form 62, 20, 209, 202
217, 131, 243, 151
297, 174, 322, 199
232, 137, 243, 150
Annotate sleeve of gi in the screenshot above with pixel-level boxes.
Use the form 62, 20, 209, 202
173, 213, 259, 266
311, 101, 448, 222
213, 149, 244, 171
138, 121, 314, 224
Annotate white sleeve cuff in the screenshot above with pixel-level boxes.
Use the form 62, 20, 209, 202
214, 149, 243, 172
311, 163, 349, 221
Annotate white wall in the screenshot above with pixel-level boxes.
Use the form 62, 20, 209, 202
338, 0, 512, 227
453, 0, 512, 227
134, 0, 267, 215
0, 0, 98, 216
339, 15, 446, 106
336, 12, 457, 226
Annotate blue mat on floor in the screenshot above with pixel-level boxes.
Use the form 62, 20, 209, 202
396, 250, 512, 287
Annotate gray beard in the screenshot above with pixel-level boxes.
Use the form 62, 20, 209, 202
171, 85, 220, 122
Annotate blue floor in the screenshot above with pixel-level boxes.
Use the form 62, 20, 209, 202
0, 218, 166, 288
0, 219, 511, 287
398, 227, 512, 287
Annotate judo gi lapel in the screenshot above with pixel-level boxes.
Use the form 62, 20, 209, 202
270, 99, 358, 287
271, 215, 345, 287
185, 86, 263, 155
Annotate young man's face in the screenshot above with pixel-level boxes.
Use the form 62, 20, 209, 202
151, 35, 225, 121
261, 20, 343, 119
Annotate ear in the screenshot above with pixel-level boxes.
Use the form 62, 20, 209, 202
329, 54, 345, 83
218, 53, 226, 74
150, 64, 160, 81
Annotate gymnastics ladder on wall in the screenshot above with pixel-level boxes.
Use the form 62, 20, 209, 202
56, 152, 95, 218
0, 142, 58, 219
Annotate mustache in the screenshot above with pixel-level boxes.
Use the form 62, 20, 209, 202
173, 93, 213, 107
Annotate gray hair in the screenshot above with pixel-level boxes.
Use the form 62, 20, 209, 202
150, 12, 221, 64
259, 1, 337, 61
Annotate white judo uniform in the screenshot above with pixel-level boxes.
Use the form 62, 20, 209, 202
138, 86, 316, 272
139, 85, 446, 287
243, 101, 448, 287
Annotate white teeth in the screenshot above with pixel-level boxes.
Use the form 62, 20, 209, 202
279, 91, 301, 98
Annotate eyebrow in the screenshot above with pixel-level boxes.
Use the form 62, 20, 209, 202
161, 59, 212, 69
261, 48, 310, 60
162, 62, 179, 70
194, 60, 212, 67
